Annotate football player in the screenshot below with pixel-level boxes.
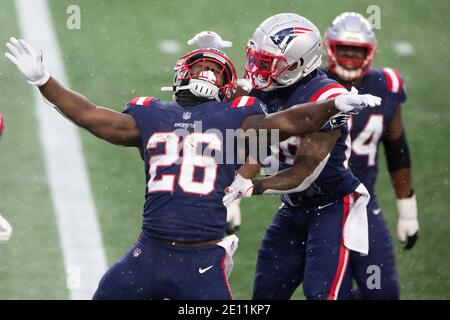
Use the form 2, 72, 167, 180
322, 12, 419, 299
5, 37, 378, 299
0, 113, 13, 243
220, 13, 375, 300
187, 31, 242, 236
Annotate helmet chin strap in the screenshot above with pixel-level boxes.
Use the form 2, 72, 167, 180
174, 90, 211, 107
177, 70, 221, 102
172, 70, 222, 106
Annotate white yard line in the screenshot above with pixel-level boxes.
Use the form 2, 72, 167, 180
14, 0, 107, 300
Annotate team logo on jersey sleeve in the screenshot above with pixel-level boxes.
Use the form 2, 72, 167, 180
259, 102, 269, 114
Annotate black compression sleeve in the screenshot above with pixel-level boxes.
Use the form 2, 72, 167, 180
383, 131, 411, 172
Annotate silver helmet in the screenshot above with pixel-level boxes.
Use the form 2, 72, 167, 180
323, 12, 377, 81
245, 13, 322, 91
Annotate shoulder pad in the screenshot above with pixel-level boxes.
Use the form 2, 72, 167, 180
129, 96, 156, 107
382, 68, 403, 93
308, 83, 348, 102
229, 96, 257, 109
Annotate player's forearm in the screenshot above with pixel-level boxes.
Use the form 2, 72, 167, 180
237, 162, 261, 179
261, 99, 338, 138
253, 156, 321, 194
383, 129, 413, 198
39, 77, 98, 129
389, 168, 413, 198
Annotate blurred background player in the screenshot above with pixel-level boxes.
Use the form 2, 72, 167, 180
5, 37, 374, 299
0, 113, 13, 243
322, 12, 419, 299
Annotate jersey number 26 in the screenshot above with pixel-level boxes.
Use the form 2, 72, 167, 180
146, 132, 221, 195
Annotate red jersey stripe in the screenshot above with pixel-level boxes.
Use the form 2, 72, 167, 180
308, 83, 346, 102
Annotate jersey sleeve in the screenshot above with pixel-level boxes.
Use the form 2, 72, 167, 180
307, 83, 349, 133
228, 96, 268, 117
123, 96, 158, 119
122, 96, 159, 145
382, 68, 407, 104
308, 83, 348, 102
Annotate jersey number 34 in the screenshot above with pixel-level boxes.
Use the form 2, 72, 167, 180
352, 115, 383, 166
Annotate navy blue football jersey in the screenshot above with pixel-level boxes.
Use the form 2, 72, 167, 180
251, 69, 361, 206
322, 67, 407, 196
123, 96, 266, 242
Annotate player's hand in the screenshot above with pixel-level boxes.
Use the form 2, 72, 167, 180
187, 31, 233, 49
335, 87, 381, 113
396, 193, 419, 250
223, 174, 254, 207
225, 199, 241, 235
237, 78, 252, 93
0, 214, 12, 243
5, 37, 50, 86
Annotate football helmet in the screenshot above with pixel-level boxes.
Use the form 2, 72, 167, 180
170, 48, 237, 104
323, 12, 377, 81
244, 13, 322, 91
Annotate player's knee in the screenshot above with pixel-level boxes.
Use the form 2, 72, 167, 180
252, 272, 298, 300
92, 261, 138, 300
252, 274, 279, 300
303, 270, 353, 300
92, 271, 122, 300
303, 271, 330, 300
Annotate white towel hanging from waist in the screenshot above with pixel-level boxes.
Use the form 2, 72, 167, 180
343, 183, 370, 255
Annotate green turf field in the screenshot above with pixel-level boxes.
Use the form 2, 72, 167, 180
0, 0, 449, 299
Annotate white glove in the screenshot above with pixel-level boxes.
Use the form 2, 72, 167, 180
5, 37, 50, 86
335, 87, 381, 113
237, 78, 253, 94
225, 198, 242, 235
0, 214, 12, 243
223, 174, 254, 207
397, 193, 419, 249
187, 31, 232, 49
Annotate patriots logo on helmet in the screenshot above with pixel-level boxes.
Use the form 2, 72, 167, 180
270, 27, 313, 53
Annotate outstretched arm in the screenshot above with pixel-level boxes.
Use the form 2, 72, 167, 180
38, 78, 140, 146
244, 99, 337, 140
5, 37, 140, 147
242, 91, 380, 140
